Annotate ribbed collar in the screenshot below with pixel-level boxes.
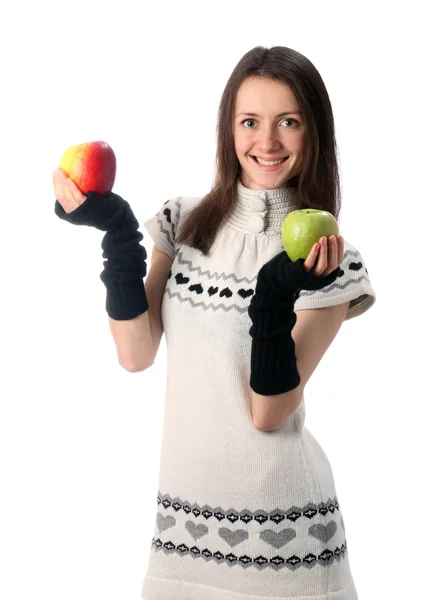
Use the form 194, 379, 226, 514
224, 178, 299, 235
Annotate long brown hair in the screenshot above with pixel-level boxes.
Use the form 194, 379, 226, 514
176, 46, 342, 256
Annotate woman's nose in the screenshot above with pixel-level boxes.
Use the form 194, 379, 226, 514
255, 125, 282, 150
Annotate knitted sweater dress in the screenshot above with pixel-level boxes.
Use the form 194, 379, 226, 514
140, 179, 376, 600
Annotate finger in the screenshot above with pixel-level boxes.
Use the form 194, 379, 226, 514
58, 170, 77, 203
57, 170, 86, 212
326, 235, 339, 272
53, 169, 75, 213
303, 243, 320, 272
321, 235, 342, 276
337, 235, 345, 264
314, 236, 328, 275
53, 170, 66, 203
65, 177, 86, 206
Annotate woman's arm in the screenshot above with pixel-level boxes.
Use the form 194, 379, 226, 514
108, 245, 173, 372
251, 301, 350, 431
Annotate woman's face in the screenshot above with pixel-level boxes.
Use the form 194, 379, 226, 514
233, 77, 307, 190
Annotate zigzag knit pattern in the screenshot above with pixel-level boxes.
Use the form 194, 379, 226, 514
144, 195, 375, 320
162, 247, 371, 316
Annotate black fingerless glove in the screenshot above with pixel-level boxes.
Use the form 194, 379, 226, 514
54, 191, 149, 320
249, 250, 341, 396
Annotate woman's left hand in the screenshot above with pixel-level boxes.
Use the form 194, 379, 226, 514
303, 234, 345, 276
253, 234, 345, 304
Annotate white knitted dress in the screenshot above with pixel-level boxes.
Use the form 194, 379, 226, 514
140, 179, 376, 600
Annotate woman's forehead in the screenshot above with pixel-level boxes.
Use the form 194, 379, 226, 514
234, 78, 300, 116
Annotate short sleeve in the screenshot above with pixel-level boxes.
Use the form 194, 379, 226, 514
293, 239, 376, 321
143, 197, 182, 261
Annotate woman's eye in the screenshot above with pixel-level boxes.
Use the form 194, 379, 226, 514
282, 119, 299, 127
241, 118, 300, 128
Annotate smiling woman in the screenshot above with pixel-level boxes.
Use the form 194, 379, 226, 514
233, 78, 307, 187
139, 45, 376, 600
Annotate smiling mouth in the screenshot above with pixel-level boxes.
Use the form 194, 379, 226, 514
250, 156, 289, 165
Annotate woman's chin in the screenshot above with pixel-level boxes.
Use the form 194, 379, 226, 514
243, 168, 291, 189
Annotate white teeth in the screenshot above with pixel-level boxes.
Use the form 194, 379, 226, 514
255, 157, 287, 166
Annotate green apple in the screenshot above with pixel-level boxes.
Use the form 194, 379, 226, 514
282, 209, 339, 262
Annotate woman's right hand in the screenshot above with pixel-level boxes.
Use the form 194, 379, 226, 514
52, 168, 87, 214
53, 172, 136, 232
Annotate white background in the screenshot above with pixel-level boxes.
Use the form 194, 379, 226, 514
1, 1, 446, 599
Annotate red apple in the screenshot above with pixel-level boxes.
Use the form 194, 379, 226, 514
59, 141, 116, 196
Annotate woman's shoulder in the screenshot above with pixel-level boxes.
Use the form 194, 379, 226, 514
294, 235, 377, 321
338, 237, 372, 278
142, 194, 203, 260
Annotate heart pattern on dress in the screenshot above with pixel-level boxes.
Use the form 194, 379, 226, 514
163, 207, 171, 223
219, 527, 249, 547
189, 283, 203, 294
175, 273, 190, 284
185, 520, 209, 540
308, 520, 337, 543
156, 512, 176, 533
349, 261, 363, 271
260, 528, 296, 549
238, 288, 254, 299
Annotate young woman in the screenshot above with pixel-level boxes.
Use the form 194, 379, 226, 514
54, 45, 376, 600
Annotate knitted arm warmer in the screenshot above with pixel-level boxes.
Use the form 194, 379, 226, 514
99, 217, 149, 320
55, 191, 149, 321
248, 250, 341, 396
248, 286, 300, 396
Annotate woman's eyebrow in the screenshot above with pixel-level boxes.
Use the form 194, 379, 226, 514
235, 111, 302, 117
